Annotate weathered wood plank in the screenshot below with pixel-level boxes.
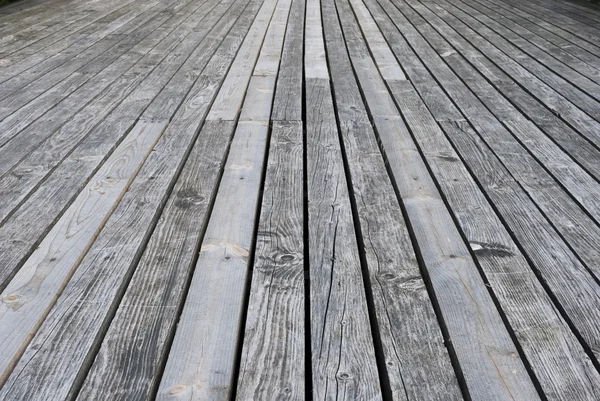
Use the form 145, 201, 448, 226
0, 0, 239, 289
346, 0, 405, 80
206, 0, 284, 121
499, 0, 600, 46
322, 0, 462, 398
0, 0, 268, 398
0, 0, 190, 124
0, 120, 166, 386
306, 77, 382, 401
76, 2, 265, 397
454, 0, 600, 84
155, 0, 290, 398
363, 0, 600, 386
477, 0, 600, 71
391, 0, 600, 285
390, 78, 600, 401
304, 0, 328, 78
235, 121, 305, 401
336, 1, 541, 399
419, 0, 600, 125
487, 0, 600, 59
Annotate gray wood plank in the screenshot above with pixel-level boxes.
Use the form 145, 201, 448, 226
365, 0, 600, 374
391, 0, 600, 283
390, 78, 600, 401
0, 120, 167, 386
270, 0, 303, 120
323, 0, 463, 399
0, 0, 268, 398
0, 0, 241, 293
419, 0, 600, 123
0, 0, 235, 227
76, 3, 263, 397
154, 0, 292, 398
333, 2, 540, 401
306, 77, 383, 401
0, 0, 191, 124
235, 121, 305, 401
458, 0, 600, 83
488, 0, 600, 58
480, 0, 600, 71
499, 0, 600, 44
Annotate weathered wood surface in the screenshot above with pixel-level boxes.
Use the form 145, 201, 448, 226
332, 1, 539, 400
323, 0, 461, 399
155, 0, 287, 398
2, 0, 600, 399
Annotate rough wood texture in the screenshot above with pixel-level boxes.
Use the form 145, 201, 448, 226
1, 0, 600, 398
322, 0, 462, 399
335, 1, 540, 399
0, 120, 166, 387
306, 77, 382, 401
235, 121, 305, 401
156, 0, 288, 398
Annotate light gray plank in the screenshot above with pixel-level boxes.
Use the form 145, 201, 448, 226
76, 3, 262, 397
155, 0, 289, 398
363, 0, 600, 389
0, 0, 267, 398
235, 121, 305, 401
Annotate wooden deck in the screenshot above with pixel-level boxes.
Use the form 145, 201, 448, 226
0, 0, 600, 398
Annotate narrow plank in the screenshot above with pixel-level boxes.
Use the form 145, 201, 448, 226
0, 0, 143, 85
75, 120, 238, 401
390, 78, 600, 401
77, 2, 267, 398
306, 76, 382, 401
393, 0, 600, 283
421, 0, 600, 122
500, 0, 600, 45
0, 12, 187, 163
0, 120, 167, 386
488, 0, 600, 59
235, 0, 304, 396
155, 0, 296, 398
0, 0, 110, 41
457, 0, 600, 83
323, 0, 462, 398
335, 0, 541, 399
270, 0, 303, 121
234, 121, 305, 400
0, 0, 186, 123
480, 0, 600, 71
304, 0, 328, 78
444, 0, 600, 100
206, 0, 285, 121
346, 0, 405, 80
